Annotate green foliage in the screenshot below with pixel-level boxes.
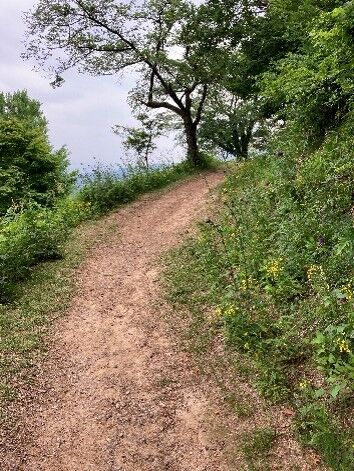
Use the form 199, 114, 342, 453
313, 323, 354, 399
200, 95, 271, 159
296, 403, 354, 470
165, 3, 354, 467
241, 427, 277, 470
15, 2, 354, 467
166, 111, 354, 467
0, 199, 92, 300
77, 161, 199, 214
0, 91, 74, 214
0, 90, 47, 130
261, 2, 354, 144
113, 113, 166, 169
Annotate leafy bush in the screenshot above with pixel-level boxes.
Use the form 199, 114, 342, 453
0, 91, 75, 214
262, 2, 354, 145
77, 161, 201, 214
0, 199, 92, 300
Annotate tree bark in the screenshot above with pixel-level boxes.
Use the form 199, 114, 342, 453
184, 119, 203, 166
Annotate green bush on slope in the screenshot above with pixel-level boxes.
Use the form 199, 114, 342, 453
166, 120, 354, 469
0, 198, 92, 300
0, 91, 75, 214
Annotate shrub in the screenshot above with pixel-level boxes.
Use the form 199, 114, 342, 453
77, 161, 199, 214
0, 91, 75, 214
0, 199, 92, 300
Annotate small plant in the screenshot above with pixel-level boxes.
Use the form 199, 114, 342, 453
225, 392, 254, 418
313, 323, 354, 398
296, 403, 354, 470
241, 427, 277, 470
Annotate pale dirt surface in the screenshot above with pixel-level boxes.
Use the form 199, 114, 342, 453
0, 172, 326, 471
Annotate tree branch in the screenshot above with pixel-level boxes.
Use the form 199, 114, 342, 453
145, 100, 184, 116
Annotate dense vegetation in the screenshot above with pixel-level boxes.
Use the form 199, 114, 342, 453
0, 158, 200, 301
0, 91, 74, 214
0, 90, 208, 304
165, 1, 354, 470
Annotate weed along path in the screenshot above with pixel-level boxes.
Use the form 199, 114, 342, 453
6, 172, 233, 471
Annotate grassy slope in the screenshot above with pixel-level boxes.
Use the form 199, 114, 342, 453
165, 135, 354, 470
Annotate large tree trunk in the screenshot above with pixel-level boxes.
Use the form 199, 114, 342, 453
184, 120, 203, 166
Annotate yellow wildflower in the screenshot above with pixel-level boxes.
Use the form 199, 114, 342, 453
224, 305, 236, 317
266, 259, 283, 279
240, 277, 255, 291
214, 305, 237, 318
337, 338, 351, 354
307, 264, 324, 280
215, 307, 223, 318
340, 283, 354, 301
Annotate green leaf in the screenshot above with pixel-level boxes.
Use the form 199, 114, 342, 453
330, 383, 347, 399
314, 388, 326, 399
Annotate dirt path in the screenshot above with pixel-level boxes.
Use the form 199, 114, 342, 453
7, 172, 232, 471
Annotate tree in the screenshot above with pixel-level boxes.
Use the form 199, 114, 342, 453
261, 2, 354, 146
113, 113, 165, 169
0, 90, 48, 131
200, 89, 271, 160
193, 0, 269, 99
0, 91, 74, 214
24, 0, 228, 166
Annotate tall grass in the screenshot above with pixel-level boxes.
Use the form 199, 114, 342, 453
77, 161, 199, 213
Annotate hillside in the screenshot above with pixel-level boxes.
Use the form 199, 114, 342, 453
167, 126, 354, 470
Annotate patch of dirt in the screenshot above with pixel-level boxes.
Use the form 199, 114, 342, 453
0, 172, 325, 471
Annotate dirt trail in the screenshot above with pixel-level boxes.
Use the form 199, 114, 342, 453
8, 172, 230, 471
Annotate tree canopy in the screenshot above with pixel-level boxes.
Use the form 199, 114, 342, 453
0, 91, 74, 214
24, 0, 267, 166
23, 0, 353, 165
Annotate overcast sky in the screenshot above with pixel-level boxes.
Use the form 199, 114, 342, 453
1, 1, 188, 169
